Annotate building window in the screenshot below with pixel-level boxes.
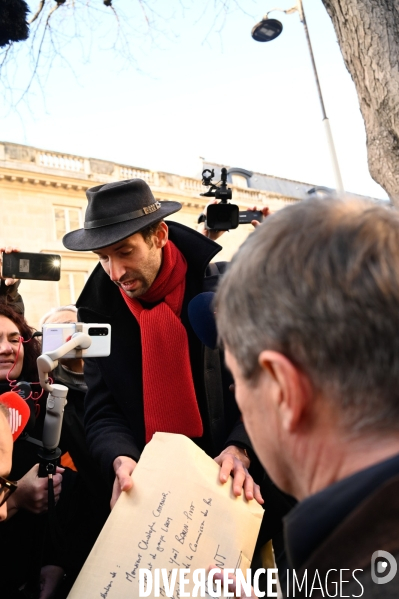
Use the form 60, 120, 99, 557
231, 174, 248, 188
58, 271, 87, 305
54, 207, 82, 240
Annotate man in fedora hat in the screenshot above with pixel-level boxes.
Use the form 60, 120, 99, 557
63, 178, 263, 508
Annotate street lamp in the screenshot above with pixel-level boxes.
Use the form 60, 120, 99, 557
251, 1, 344, 194
251, 18, 283, 42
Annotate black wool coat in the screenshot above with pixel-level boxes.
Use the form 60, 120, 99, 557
77, 221, 250, 484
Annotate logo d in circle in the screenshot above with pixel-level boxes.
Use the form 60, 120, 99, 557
371, 550, 397, 585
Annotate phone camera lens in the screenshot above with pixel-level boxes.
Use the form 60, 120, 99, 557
88, 327, 108, 336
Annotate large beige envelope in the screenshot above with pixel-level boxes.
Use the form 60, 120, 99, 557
68, 432, 264, 598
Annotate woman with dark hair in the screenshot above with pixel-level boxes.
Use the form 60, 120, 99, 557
0, 301, 66, 598
0, 302, 41, 384
0, 303, 63, 515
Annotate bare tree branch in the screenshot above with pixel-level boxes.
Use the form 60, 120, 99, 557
15, 4, 62, 106
29, 0, 47, 25
0, 0, 258, 113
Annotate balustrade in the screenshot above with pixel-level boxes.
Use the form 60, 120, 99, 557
38, 152, 84, 172
119, 167, 154, 184
1, 143, 297, 206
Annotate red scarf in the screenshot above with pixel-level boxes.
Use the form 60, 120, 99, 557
121, 241, 203, 444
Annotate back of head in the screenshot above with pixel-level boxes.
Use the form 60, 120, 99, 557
39, 305, 78, 328
216, 197, 399, 434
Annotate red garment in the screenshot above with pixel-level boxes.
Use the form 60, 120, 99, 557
121, 241, 203, 443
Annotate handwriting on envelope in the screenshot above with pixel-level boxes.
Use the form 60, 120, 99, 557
67, 432, 264, 599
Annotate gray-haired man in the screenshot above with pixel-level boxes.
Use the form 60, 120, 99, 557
215, 197, 399, 597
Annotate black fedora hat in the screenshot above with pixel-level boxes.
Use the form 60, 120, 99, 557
63, 178, 182, 251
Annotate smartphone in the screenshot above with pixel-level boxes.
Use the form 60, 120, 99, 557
238, 210, 263, 225
42, 323, 111, 358
2, 252, 61, 281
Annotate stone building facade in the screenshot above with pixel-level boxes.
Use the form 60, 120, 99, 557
4, 141, 379, 328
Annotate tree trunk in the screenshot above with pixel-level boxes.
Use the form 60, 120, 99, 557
321, 0, 399, 204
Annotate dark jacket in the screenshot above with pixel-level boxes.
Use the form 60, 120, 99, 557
77, 221, 250, 484
54, 364, 106, 494
285, 474, 399, 598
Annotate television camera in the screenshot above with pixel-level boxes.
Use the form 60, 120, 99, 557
200, 167, 263, 230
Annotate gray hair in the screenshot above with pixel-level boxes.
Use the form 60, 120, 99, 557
215, 197, 399, 433
39, 305, 78, 328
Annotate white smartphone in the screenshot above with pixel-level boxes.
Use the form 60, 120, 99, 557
42, 323, 111, 358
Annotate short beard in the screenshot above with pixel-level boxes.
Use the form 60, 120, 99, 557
113, 276, 151, 298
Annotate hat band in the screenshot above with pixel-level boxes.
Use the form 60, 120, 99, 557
84, 201, 161, 230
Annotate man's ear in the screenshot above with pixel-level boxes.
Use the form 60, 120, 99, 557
258, 350, 312, 433
154, 222, 169, 249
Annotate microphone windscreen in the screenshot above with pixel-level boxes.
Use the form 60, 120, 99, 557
188, 292, 217, 349
0, 391, 30, 441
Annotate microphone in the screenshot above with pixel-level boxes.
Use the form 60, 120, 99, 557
188, 292, 217, 349
0, 391, 30, 441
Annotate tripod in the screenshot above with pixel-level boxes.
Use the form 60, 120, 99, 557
19, 333, 92, 599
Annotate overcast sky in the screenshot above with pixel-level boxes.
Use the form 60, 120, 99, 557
0, 0, 388, 199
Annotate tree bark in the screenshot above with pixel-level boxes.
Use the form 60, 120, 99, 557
321, 0, 399, 204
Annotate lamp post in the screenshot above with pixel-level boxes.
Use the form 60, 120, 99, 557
251, 0, 344, 194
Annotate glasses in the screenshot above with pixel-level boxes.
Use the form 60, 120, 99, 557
0, 476, 17, 507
